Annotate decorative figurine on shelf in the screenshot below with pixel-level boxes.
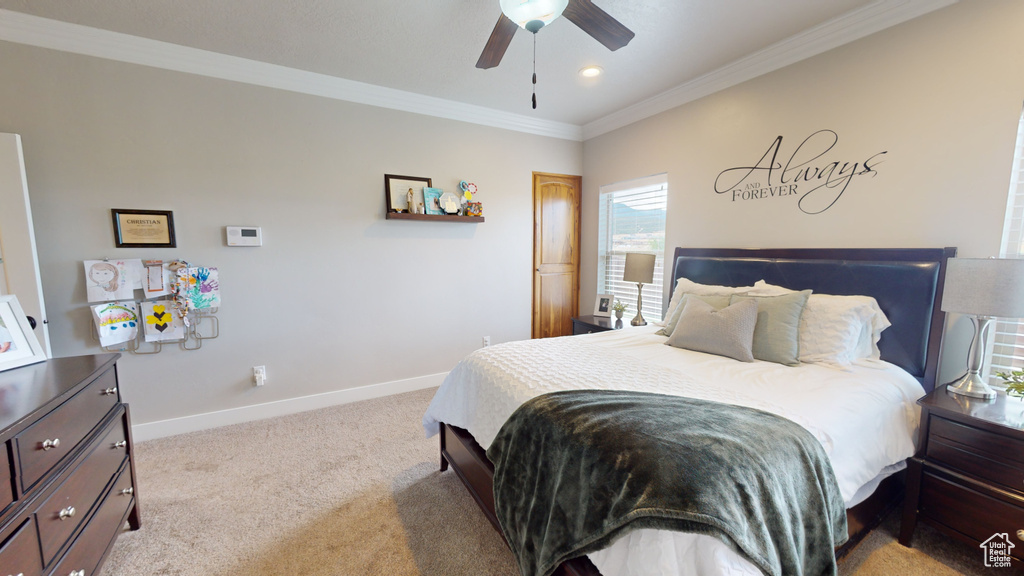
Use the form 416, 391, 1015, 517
406, 188, 415, 213
460, 181, 481, 217
438, 190, 461, 215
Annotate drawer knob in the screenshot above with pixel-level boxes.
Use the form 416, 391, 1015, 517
113, 440, 128, 449
42, 438, 60, 450
1018, 529, 1024, 541
120, 487, 134, 496
58, 506, 76, 520
102, 386, 117, 395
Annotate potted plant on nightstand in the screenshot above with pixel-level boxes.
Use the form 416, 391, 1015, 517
612, 299, 627, 320
996, 370, 1024, 398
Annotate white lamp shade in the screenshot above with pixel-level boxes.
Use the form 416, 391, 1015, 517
941, 257, 1024, 318
623, 253, 656, 284
500, 0, 569, 29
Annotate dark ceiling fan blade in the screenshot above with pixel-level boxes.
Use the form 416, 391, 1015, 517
562, 0, 635, 52
477, 14, 518, 69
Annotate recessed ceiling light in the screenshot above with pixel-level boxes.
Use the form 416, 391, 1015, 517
579, 66, 603, 78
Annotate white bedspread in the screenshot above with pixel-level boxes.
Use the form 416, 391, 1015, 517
422, 325, 926, 576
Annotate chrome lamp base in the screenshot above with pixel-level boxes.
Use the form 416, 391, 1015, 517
946, 315, 997, 401
630, 282, 647, 326
947, 373, 997, 400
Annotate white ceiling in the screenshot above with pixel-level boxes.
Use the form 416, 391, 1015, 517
0, 0, 954, 138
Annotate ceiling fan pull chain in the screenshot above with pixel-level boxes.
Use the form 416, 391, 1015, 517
532, 32, 537, 109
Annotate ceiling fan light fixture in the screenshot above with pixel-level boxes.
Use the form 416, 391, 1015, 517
500, 0, 569, 31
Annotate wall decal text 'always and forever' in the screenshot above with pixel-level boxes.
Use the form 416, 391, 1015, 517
714, 130, 887, 214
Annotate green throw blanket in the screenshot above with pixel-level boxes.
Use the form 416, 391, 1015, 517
487, 390, 848, 576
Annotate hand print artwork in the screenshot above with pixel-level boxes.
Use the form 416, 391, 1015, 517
176, 267, 220, 310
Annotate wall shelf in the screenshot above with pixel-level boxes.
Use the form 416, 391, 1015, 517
386, 212, 484, 223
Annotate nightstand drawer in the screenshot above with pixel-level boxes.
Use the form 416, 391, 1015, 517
919, 470, 1024, 559
927, 416, 1024, 493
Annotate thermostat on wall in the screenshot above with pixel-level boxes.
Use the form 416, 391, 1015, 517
226, 226, 262, 246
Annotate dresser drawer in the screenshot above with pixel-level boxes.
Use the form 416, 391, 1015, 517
1, 442, 12, 515
47, 463, 134, 576
919, 470, 1024, 559
927, 416, 1024, 494
14, 369, 119, 493
0, 517, 43, 576
37, 411, 127, 565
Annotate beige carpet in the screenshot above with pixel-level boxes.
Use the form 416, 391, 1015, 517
100, 388, 1002, 576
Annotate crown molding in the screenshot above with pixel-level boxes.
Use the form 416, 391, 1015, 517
581, 0, 957, 141
0, 9, 583, 142
0, 2, 955, 144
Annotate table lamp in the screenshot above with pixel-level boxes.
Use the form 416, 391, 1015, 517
623, 253, 656, 326
940, 257, 1024, 399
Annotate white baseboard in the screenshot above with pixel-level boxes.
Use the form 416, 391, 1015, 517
131, 372, 447, 442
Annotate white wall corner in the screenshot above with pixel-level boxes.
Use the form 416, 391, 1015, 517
130, 372, 447, 442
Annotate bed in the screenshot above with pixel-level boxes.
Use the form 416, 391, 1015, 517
423, 247, 956, 576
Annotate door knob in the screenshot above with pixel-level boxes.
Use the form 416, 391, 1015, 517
26, 316, 36, 329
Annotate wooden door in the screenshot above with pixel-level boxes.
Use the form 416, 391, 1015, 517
532, 172, 581, 339
0, 134, 51, 355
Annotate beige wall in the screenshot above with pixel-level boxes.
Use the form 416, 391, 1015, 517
0, 41, 581, 426
581, 1, 1024, 381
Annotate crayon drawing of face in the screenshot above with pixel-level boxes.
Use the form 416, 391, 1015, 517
90, 262, 120, 292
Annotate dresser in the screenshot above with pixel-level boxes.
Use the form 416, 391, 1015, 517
900, 384, 1023, 562
0, 354, 140, 576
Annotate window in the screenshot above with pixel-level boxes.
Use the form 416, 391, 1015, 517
597, 174, 668, 321
990, 105, 1024, 383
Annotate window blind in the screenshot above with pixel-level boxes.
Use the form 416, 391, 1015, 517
990, 105, 1024, 383
597, 175, 668, 322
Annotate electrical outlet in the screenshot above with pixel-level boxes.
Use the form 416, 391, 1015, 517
482, 336, 491, 347
253, 365, 266, 386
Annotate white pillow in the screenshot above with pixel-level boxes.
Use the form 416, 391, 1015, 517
662, 277, 754, 326
748, 280, 891, 368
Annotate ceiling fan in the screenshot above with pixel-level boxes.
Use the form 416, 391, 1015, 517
477, 0, 635, 70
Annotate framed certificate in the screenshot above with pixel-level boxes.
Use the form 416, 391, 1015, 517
111, 209, 176, 248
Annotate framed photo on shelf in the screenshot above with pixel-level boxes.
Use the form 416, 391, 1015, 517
0, 295, 47, 372
593, 293, 614, 317
384, 174, 432, 214
111, 209, 176, 248
422, 188, 444, 215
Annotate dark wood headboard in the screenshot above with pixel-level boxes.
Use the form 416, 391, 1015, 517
670, 247, 957, 393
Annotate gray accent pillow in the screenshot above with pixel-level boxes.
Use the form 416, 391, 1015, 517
655, 293, 733, 336
731, 290, 811, 366
665, 297, 758, 362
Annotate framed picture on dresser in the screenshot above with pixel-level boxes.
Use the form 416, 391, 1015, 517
0, 294, 47, 372
593, 293, 614, 317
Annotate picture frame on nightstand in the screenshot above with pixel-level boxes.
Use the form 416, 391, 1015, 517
593, 294, 614, 317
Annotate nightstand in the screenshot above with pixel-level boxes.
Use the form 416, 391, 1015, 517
571, 315, 624, 335
899, 385, 1024, 561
